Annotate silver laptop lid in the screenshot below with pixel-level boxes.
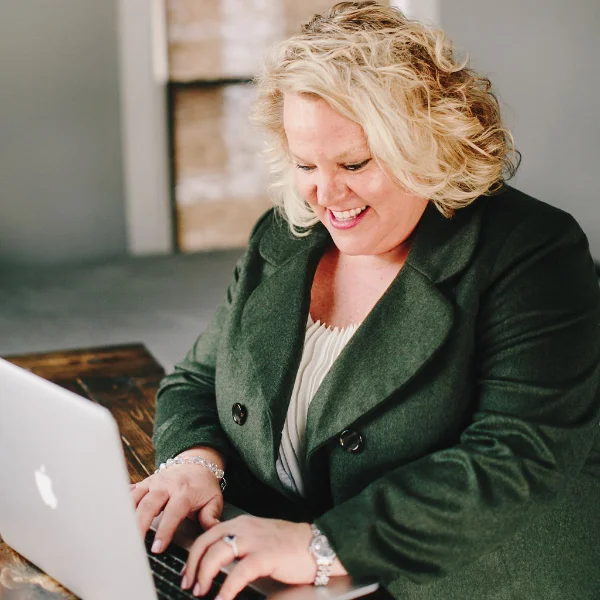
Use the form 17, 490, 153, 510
0, 357, 157, 600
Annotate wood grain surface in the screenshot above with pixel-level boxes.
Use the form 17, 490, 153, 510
0, 344, 164, 599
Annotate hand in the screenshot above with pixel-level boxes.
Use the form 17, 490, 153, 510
181, 515, 347, 598
131, 464, 223, 553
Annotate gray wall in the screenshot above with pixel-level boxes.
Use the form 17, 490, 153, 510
0, 0, 126, 267
441, 0, 600, 258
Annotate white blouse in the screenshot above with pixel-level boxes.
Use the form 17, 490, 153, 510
276, 315, 359, 497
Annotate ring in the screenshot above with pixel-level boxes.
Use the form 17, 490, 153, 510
222, 534, 239, 559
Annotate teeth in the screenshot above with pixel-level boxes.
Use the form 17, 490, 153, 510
332, 206, 367, 220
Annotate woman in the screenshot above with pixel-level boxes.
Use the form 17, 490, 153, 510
132, 2, 600, 599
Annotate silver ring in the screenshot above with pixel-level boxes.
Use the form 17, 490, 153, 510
222, 534, 239, 559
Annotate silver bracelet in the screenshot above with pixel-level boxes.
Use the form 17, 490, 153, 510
154, 456, 226, 491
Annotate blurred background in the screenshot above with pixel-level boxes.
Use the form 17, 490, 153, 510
0, 0, 598, 369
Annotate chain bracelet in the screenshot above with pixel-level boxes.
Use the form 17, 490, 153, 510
154, 456, 226, 491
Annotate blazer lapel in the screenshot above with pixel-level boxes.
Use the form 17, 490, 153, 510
239, 221, 329, 492
303, 264, 453, 460
304, 201, 484, 463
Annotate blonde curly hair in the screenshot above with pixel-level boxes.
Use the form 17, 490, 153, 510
251, 1, 519, 232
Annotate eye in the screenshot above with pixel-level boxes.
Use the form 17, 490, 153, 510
294, 164, 316, 172
343, 159, 371, 172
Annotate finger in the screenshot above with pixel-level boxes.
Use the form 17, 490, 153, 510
131, 481, 150, 507
190, 537, 240, 596
136, 489, 169, 536
183, 523, 229, 589
151, 494, 193, 553
197, 495, 223, 530
185, 514, 247, 581
216, 556, 270, 600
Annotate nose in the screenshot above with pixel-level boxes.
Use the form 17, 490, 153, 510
315, 172, 349, 207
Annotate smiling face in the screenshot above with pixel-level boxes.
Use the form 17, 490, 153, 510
283, 92, 429, 258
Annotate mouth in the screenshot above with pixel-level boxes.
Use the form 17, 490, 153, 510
328, 206, 370, 230
330, 206, 368, 221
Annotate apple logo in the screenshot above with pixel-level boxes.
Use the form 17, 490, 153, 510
35, 465, 58, 510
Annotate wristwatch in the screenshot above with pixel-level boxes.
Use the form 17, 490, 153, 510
309, 524, 337, 586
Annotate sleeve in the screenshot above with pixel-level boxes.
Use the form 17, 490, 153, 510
315, 211, 600, 587
152, 209, 273, 467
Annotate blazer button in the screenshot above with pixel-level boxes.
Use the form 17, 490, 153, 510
232, 403, 248, 426
339, 429, 364, 454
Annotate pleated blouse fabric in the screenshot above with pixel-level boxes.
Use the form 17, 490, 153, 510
276, 315, 359, 497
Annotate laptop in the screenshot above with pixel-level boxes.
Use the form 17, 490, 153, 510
0, 357, 379, 600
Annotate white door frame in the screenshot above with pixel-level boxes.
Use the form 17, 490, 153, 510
117, 0, 173, 256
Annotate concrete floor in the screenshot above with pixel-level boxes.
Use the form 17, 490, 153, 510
0, 250, 242, 372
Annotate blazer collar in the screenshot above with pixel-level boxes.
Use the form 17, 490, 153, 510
258, 211, 330, 267
243, 201, 483, 495
406, 200, 482, 283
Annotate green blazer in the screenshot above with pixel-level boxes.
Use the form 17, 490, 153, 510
153, 186, 600, 600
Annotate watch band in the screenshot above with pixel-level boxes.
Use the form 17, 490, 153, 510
314, 563, 332, 587
310, 524, 337, 586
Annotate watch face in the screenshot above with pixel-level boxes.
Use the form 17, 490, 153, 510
312, 535, 336, 558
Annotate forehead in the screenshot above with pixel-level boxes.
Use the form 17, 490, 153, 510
283, 93, 368, 157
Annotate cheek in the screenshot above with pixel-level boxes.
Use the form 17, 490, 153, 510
354, 173, 389, 204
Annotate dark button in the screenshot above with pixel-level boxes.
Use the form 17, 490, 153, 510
232, 403, 248, 426
339, 429, 364, 453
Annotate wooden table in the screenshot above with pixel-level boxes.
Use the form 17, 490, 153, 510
0, 344, 165, 599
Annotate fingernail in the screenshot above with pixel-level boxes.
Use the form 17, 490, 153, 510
215, 596, 223, 600
193, 582, 201, 597
181, 576, 188, 589
151, 539, 162, 553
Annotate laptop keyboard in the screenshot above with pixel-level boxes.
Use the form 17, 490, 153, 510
144, 529, 265, 600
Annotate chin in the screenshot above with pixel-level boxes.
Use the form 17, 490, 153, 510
329, 236, 375, 256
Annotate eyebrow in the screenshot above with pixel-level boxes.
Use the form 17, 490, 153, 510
290, 146, 370, 163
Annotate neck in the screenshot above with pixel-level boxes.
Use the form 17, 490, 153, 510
332, 238, 413, 272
